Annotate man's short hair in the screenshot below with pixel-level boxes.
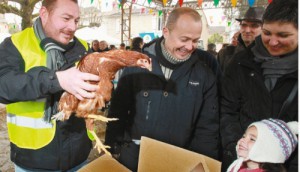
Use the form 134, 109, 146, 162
165, 7, 201, 32
42, 0, 78, 12
263, 0, 298, 28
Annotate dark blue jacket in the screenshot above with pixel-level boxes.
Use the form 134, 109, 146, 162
105, 37, 220, 171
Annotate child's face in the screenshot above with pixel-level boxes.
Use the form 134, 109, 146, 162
237, 126, 257, 159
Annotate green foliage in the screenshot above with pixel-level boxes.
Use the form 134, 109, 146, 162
208, 33, 223, 44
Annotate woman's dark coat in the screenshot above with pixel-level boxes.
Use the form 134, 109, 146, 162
220, 46, 298, 171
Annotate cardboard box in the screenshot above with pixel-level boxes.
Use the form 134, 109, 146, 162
138, 137, 221, 172
78, 154, 131, 172
79, 136, 221, 172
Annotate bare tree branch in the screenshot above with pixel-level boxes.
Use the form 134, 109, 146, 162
0, 3, 20, 15
0, 0, 42, 29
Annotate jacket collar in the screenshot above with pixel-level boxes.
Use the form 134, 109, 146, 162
143, 37, 200, 80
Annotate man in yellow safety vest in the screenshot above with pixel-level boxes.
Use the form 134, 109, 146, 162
0, 0, 100, 171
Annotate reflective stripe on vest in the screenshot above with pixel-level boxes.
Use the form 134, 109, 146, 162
7, 28, 89, 149
7, 113, 56, 150
7, 113, 53, 129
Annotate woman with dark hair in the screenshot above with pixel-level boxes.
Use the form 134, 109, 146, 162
130, 37, 144, 52
221, 0, 298, 171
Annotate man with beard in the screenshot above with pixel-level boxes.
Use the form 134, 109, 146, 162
217, 7, 264, 72
0, 0, 100, 171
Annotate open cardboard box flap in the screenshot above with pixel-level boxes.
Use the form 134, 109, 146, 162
138, 136, 221, 172
78, 154, 131, 172
79, 136, 221, 172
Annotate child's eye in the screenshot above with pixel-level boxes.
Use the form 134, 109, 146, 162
250, 138, 256, 142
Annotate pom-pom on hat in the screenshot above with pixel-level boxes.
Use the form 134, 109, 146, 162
247, 118, 298, 163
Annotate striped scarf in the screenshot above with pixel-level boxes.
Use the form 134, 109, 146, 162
160, 40, 191, 80
33, 17, 68, 70
33, 17, 73, 122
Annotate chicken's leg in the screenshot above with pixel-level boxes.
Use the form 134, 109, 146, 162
86, 115, 117, 156
88, 114, 118, 122
89, 130, 112, 156
51, 111, 65, 121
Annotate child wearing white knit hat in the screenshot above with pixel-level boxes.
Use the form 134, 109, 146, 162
227, 118, 298, 172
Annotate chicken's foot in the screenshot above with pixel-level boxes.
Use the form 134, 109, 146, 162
89, 130, 111, 156
88, 114, 118, 122
51, 111, 65, 121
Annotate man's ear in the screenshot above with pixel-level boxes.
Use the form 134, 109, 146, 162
162, 27, 169, 38
39, 6, 49, 23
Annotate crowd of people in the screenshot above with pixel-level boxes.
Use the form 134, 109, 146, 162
0, 0, 297, 172
90, 37, 144, 53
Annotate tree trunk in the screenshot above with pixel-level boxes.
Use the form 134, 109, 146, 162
20, 0, 34, 29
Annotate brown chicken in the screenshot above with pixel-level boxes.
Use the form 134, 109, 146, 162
52, 50, 152, 155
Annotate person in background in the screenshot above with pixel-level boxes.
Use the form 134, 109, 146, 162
236, 7, 264, 48
130, 37, 144, 52
110, 44, 117, 50
217, 31, 239, 72
220, 43, 230, 49
218, 7, 264, 73
119, 42, 126, 50
125, 45, 130, 50
91, 39, 100, 52
207, 43, 218, 58
99, 40, 110, 52
228, 119, 298, 172
0, 0, 100, 171
105, 7, 220, 171
220, 0, 298, 171
231, 31, 239, 47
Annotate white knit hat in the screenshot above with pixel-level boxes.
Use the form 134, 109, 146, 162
227, 118, 298, 172
248, 118, 298, 163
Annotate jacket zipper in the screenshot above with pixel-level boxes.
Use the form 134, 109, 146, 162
146, 101, 151, 120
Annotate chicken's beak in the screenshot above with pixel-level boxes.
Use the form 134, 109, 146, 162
137, 59, 152, 71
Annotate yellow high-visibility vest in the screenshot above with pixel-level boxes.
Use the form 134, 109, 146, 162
7, 27, 89, 149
